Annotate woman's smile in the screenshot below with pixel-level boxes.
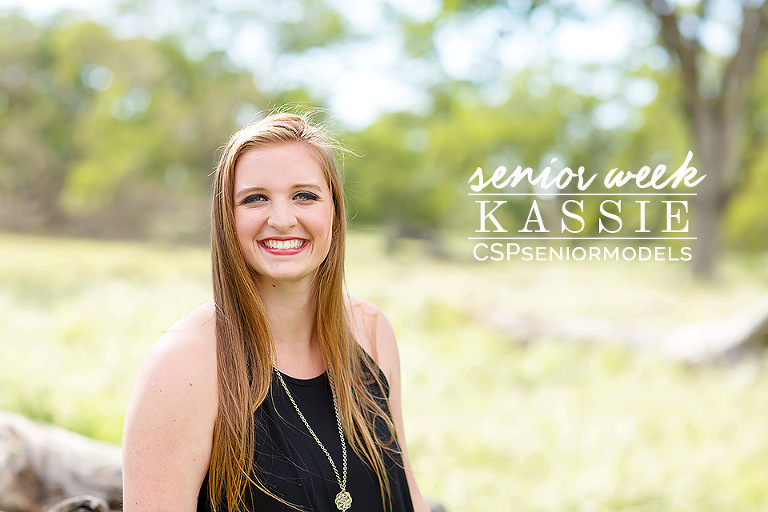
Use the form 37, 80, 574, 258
258, 237, 309, 254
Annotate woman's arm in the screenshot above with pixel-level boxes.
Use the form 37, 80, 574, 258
122, 303, 218, 511
350, 298, 430, 512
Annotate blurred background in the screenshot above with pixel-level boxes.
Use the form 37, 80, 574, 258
2, 0, 768, 510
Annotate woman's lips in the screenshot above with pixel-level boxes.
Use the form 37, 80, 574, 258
258, 238, 308, 255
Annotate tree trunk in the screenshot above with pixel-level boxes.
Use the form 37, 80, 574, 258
690, 102, 728, 279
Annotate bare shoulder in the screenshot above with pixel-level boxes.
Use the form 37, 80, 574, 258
122, 300, 218, 510
166, 299, 217, 337
345, 296, 400, 382
146, 299, 218, 393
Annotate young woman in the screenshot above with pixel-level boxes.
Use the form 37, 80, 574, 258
122, 112, 429, 512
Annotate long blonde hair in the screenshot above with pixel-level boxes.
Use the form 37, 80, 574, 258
208, 112, 397, 511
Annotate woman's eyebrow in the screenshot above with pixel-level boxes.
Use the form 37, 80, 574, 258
234, 183, 324, 197
292, 183, 324, 192
234, 186, 267, 199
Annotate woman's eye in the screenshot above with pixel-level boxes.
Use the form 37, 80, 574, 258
294, 192, 318, 201
242, 194, 267, 204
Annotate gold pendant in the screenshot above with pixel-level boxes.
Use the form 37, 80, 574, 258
335, 490, 352, 510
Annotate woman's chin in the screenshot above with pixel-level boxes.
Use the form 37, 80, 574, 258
255, 270, 316, 287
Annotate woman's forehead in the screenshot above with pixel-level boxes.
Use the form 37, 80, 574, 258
233, 142, 328, 190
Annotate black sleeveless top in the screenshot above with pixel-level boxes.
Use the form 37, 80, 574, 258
197, 358, 414, 512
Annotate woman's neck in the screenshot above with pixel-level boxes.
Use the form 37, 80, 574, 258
258, 278, 324, 378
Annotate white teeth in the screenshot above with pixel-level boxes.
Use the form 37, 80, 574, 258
262, 239, 305, 250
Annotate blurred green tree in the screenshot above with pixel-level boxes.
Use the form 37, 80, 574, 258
383, 0, 768, 274
0, 13, 272, 238
2, 0, 768, 267
639, 0, 768, 276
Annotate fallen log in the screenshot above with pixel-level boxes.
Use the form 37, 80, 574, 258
483, 292, 768, 363
0, 410, 122, 512
662, 292, 768, 362
45, 495, 108, 512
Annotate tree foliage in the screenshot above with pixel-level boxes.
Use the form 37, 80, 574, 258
0, 13, 271, 237
1, 2, 768, 262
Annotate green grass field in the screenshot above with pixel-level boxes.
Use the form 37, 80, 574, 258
2, 231, 768, 511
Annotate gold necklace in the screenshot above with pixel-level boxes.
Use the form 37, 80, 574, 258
273, 366, 353, 511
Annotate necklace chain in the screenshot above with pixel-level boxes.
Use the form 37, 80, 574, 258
273, 366, 352, 511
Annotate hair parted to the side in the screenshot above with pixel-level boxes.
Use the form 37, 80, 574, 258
208, 110, 399, 512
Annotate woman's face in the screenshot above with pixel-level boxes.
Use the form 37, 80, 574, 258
232, 141, 334, 287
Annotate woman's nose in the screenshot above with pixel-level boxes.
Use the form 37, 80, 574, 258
266, 199, 297, 231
